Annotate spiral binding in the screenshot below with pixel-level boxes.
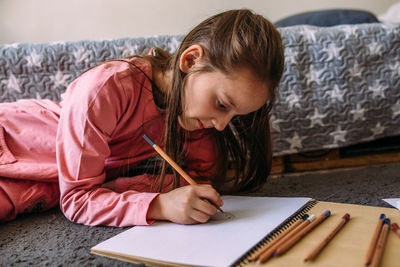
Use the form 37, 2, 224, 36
233, 199, 318, 267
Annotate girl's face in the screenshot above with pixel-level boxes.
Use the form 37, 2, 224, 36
179, 67, 269, 132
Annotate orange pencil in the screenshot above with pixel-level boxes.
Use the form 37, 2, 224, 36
392, 223, 400, 238
143, 134, 224, 212
370, 218, 390, 267
251, 214, 309, 261
257, 214, 317, 263
304, 213, 350, 262
274, 210, 331, 256
365, 213, 386, 265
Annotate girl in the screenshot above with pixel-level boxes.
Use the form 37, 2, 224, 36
0, 9, 284, 226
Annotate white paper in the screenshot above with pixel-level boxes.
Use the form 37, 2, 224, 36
382, 198, 400, 210
92, 196, 311, 267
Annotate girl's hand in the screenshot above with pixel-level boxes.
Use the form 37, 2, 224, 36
147, 185, 223, 224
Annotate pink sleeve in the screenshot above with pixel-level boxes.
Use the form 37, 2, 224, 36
57, 64, 158, 227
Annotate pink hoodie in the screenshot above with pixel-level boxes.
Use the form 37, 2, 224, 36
0, 58, 217, 226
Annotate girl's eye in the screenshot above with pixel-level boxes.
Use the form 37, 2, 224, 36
218, 100, 227, 111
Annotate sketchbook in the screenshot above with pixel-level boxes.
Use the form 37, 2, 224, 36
91, 197, 400, 267
91, 196, 311, 267
383, 198, 400, 210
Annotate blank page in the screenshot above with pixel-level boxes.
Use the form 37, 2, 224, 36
91, 196, 311, 267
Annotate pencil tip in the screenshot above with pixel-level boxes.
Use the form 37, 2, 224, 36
142, 134, 155, 147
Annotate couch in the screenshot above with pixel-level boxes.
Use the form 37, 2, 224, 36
0, 22, 399, 156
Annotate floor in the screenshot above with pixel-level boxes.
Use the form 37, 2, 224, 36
1, 162, 399, 266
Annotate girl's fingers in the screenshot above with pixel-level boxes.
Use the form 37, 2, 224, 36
190, 208, 212, 223
192, 197, 217, 216
155, 185, 223, 224
195, 185, 223, 208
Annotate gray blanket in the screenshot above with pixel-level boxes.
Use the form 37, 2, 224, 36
0, 23, 399, 156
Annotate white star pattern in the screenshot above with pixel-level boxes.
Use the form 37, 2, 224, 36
167, 37, 180, 53
367, 41, 382, 55
306, 65, 324, 85
368, 82, 386, 98
1, 73, 21, 93
285, 48, 297, 64
392, 100, 400, 118
328, 84, 345, 102
300, 27, 317, 42
323, 43, 341, 60
3, 43, 20, 49
330, 126, 347, 144
50, 41, 66, 46
389, 61, 400, 77
382, 23, 397, 32
348, 63, 363, 78
371, 122, 385, 137
270, 115, 283, 133
308, 108, 326, 127
350, 104, 366, 121
286, 132, 306, 150
286, 90, 301, 109
25, 50, 42, 68
119, 42, 139, 57
50, 70, 71, 88
341, 25, 358, 38
73, 47, 91, 64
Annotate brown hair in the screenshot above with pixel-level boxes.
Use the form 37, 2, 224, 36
146, 9, 284, 193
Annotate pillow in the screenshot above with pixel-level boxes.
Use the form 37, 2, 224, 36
378, 2, 400, 23
275, 9, 379, 27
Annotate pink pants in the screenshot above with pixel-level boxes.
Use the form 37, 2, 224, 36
0, 178, 59, 222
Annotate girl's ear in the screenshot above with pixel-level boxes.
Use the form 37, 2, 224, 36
179, 44, 204, 73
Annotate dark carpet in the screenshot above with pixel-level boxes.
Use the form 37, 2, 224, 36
1, 162, 399, 266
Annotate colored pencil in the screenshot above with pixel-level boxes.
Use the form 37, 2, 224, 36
257, 214, 317, 263
370, 218, 390, 267
143, 134, 223, 212
251, 214, 309, 262
392, 223, 400, 238
304, 213, 350, 262
365, 213, 386, 265
274, 210, 331, 256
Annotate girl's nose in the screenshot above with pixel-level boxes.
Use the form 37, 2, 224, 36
212, 114, 232, 131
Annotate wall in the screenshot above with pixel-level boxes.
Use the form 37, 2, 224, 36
0, 0, 397, 44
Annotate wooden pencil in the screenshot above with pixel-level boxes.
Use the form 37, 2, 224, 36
274, 210, 331, 256
251, 214, 308, 261
304, 213, 350, 262
257, 214, 316, 263
143, 134, 223, 212
370, 218, 390, 267
143, 134, 197, 185
392, 223, 400, 238
365, 213, 386, 265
